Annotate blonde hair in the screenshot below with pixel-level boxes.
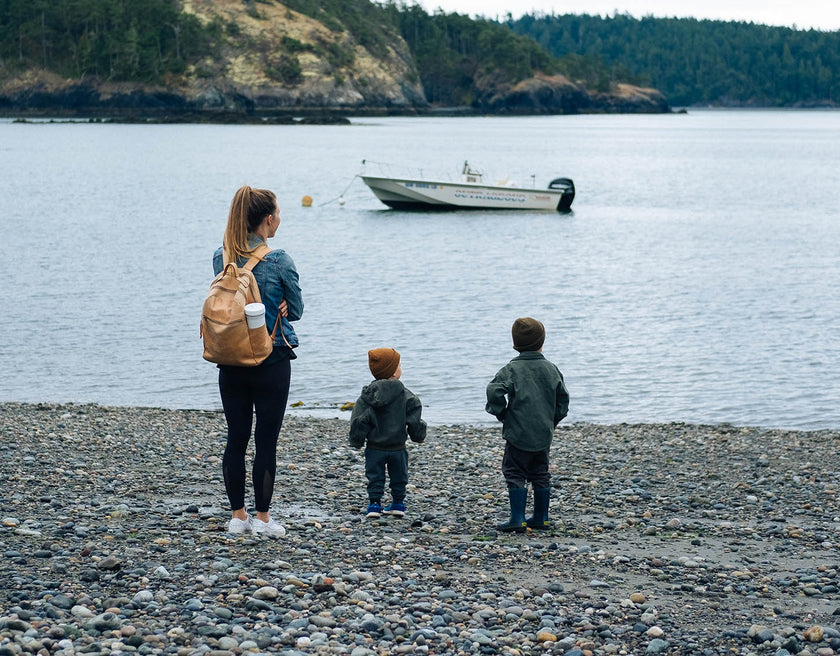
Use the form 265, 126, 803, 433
223, 185, 277, 263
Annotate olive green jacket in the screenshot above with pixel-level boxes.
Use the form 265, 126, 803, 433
485, 351, 569, 452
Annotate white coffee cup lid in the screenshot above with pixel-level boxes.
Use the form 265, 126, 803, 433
244, 302, 265, 316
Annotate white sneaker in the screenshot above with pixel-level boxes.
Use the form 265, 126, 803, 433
252, 517, 286, 537
228, 515, 252, 534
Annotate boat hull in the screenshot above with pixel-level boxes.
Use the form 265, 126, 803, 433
361, 175, 574, 212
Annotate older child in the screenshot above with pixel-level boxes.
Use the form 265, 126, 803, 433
349, 348, 426, 517
486, 318, 570, 532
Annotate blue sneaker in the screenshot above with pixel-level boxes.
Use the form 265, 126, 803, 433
366, 502, 383, 518
383, 501, 406, 517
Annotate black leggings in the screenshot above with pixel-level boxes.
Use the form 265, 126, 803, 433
218, 357, 291, 513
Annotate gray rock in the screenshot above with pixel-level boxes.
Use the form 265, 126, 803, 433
646, 638, 670, 654
49, 595, 74, 610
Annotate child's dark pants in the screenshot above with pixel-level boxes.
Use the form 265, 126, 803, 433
365, 447, 409, 502
502, 442, 550, 489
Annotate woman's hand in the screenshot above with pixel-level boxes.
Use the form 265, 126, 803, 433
278, 300, 288, 317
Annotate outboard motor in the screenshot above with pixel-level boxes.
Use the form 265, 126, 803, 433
549, 177, 575, 211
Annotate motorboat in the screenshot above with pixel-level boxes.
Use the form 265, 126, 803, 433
360, 161, 575, 212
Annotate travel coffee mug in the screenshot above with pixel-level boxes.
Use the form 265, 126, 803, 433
244, 303, 266, 329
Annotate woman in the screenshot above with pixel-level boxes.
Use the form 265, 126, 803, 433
213, 185, 303, 537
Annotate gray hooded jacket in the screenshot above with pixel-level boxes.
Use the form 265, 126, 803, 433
349, 379, 426, 451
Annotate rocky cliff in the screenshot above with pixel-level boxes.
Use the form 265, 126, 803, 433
0, 0, 669, 117
178, 0, 428, 112
0, 0, 426, 117
472, 74, 667, 114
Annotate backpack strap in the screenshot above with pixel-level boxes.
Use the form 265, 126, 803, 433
222, 243, 271, 268
243, 243, 271, 270
267, 306, 295, 349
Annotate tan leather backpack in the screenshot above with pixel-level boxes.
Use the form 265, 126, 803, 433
200, 244, 280, 366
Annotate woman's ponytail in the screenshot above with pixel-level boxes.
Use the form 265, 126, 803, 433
223, 185, 276, 263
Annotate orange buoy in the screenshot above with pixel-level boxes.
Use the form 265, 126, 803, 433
301, 195, 313, 207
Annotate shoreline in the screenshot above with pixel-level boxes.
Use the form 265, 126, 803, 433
3, 402, 840, 654
2, 399, 833, 434
0, 104, 679, 124
3, 106, 835, 126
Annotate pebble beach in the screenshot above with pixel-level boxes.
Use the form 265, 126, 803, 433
3, 403, 840, 656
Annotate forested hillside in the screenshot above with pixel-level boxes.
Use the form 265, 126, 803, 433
510, 13, 840, 106
2, 1, 836, 111
0, 0, 664, 116
0, 0, 215, 82
0, 0, 626, 98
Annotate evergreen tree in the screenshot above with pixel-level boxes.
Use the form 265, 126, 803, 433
509, 13, 840, 105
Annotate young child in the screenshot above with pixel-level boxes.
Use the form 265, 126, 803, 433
486, 318, 570, 532
349, 348, 426, 518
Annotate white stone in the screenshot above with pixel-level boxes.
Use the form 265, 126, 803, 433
70, 605, 94, 619
253, 585, 280, 600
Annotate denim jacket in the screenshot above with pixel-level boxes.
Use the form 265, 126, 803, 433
213, 235, 303, 351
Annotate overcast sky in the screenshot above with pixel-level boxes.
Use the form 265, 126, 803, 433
412, 0, 840, 31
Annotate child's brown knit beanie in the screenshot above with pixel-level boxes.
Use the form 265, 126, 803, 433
512, 317, 545, 352
368, 348, 400, 379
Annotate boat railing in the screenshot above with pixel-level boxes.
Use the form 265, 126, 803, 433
361, 159, 461, 183
361, 159, 541, 188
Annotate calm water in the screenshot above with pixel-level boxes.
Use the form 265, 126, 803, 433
1, 110, 838, 429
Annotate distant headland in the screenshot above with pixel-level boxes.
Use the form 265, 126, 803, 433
0, 0, 670, 121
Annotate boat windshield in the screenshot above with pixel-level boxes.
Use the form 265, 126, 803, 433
461, 160, 483, 183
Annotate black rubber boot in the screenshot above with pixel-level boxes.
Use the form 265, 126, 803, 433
497, 487, 528, 533
527, 488, 551, 530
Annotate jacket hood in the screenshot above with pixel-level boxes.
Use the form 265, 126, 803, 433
360, 379, 405, 408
